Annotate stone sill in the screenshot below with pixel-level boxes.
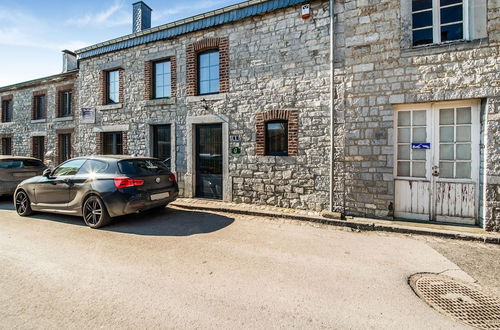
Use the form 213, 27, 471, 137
53, 116, 73, 122
186, 93, 227, 103
145, 98, 176, 107
0, 121, 14, 125
31, 119, 47, 124
96, 103, 123, 111
401, 38, 489, 57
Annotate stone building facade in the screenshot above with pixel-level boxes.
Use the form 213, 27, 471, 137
1, 0, 499, 231
0, 70, 78, 165
331, 0, 500, 230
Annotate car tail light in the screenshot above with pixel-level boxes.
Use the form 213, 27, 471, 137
114, 177, 145, 189
168, 173, 176, 182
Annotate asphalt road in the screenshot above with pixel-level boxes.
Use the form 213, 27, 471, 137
0, 197, 497, 329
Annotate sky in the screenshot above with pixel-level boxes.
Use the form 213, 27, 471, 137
0, 0, 243, 87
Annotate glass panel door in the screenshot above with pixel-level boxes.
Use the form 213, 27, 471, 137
195, 124, 223, 200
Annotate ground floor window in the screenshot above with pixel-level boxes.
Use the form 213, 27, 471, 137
152, 124, 171, 167
59, 133, 72, 163
266, 120, 288, 156
102, 132, 123, 155
1, 137, 12, 155
32, 136, 45, 160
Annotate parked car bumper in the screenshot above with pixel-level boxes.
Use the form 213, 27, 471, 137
102, 185, 179, 217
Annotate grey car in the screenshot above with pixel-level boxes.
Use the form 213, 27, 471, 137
14, 155, 179, 228
0, 156, 46, 196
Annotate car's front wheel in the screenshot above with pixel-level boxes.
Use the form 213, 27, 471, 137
82, 195, 111, 229
15, 190, 33, 216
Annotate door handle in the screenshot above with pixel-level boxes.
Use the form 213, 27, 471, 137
62, 178, 74, 186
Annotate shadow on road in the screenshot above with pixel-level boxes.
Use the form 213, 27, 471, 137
105, 208, 235, 236
1, 195, 234, 236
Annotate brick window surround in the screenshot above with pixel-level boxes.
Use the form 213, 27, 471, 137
144, 56, 177, 100
99, 69, 124, 105
1, 95, 13, 123
256, 110, 298, 156
56, 84, 75, 117
96, 131, 128, 155
56, 129, 74, 164
32, 90, 47, 120
186, 37, 229, 96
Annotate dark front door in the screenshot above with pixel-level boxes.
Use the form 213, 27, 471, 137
196, 124, 222, 199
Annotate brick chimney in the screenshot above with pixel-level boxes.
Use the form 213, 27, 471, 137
132, 1, 152, 33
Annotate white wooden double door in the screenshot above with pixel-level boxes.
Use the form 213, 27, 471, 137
394, 101, 480, 225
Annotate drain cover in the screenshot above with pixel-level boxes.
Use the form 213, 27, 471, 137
409, 273, 500, 329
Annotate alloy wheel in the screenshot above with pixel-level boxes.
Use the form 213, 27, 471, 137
15, 191, 29, 215
84, 198, 103, 226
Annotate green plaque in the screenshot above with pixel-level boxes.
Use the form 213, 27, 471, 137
231, 147, 241, 156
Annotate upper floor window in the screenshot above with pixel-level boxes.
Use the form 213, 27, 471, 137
59, 90, 72, 117
1, 99, 13, 123
33, 94, 46, 120
154, 60, 172, 98
412, 0, 465, 46
106, 70, 120, 104
198, 50, 220, 95
266, 120, 289, 156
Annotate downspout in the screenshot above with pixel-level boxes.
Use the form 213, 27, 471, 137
329, 0, 336, 212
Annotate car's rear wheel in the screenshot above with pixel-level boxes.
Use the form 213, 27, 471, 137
15, 190, 33, 216
83, 195, 111, 229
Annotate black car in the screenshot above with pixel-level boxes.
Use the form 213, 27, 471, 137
0, 156, 46, 196
14, 156, 179, 228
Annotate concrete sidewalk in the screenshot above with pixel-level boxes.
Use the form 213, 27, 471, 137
171, 198, 500, 245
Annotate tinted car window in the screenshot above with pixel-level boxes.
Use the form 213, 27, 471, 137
52, 159, 86, 177
23, 159, 44, 167
77, 160, 109, 175
0, 160, 23, 169
118, 159, 170, 176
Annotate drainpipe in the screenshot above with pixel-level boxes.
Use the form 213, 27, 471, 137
329, 0, 336, 212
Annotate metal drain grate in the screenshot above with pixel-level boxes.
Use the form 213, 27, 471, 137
409, 273, 500, 329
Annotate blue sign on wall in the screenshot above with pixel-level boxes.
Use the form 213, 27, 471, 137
412, 143, 431, 149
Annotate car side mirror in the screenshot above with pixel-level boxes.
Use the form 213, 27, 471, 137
42, 168, 52, 178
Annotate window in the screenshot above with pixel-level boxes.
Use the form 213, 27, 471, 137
396, 110, 428, 177
412, 0, 465, 46
59, 133, 72, 163
59, 90, 72, 117
106, 70, 120, 104
1, 137, 12, 155
152, 125, 171, 168
1, 99, 13, 122
32, 136, 45, 160
265, 121, 288, 156
77, 160, 108, 175
33, 95, 46, 120
102, 132, 123, 155
153, 61, 172, 98
52, 159, 86, 177
198, 50, 220, 95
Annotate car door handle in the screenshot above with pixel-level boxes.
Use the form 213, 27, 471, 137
62, 178, 74, 186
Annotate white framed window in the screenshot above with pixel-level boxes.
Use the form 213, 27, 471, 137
412, 0, 468, 46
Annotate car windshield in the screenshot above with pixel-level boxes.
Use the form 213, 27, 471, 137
118, 159, 170, 176
0, 159, 43, 169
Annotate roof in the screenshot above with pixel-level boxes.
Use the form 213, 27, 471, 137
0, 70, 78, 93
76, 0, 308, 59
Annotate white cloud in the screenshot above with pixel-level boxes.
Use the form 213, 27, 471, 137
65, 1, 129, 27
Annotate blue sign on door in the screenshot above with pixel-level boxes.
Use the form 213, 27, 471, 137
411, 143, 431, 149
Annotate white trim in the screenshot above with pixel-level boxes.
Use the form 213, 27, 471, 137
93, 124, 129, 132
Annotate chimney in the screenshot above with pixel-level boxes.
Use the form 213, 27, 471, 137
132, 1, 152, 33
62, 50, 77, 72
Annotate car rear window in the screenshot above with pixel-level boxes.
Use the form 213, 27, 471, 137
118, 159, 170, 176
0, 159, 43, 169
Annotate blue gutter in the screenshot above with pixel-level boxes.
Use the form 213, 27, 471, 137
76, 0, 307, 59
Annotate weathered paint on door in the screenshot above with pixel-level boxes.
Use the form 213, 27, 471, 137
394, 101, 480, 225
